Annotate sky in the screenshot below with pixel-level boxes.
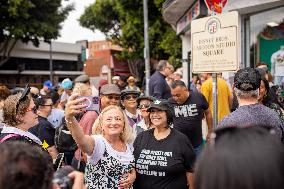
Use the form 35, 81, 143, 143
56, 0, 105, 43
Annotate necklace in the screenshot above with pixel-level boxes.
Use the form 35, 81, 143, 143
105, 137, 126, 152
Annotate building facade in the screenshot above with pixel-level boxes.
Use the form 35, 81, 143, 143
163, 0, 284, 85
0, 40, 84, 88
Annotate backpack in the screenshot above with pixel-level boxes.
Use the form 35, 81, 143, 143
54, 118, 78, 152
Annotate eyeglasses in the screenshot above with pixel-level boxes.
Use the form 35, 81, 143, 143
138, 104, 151, 109
25, 106, 37, 114
105, 95, 120, 101
16, 84, 30, 114
124, 94, 139, 100
41, 104, 53, 107
149, 109, 164, 113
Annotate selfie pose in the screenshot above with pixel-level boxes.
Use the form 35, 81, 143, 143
65, 94, 135, 189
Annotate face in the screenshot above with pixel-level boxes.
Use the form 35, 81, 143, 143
122, 93, 139, 110
102, 109, 124, 136
138, 99, 152, 118
100, 93, 120, 110
38, 99, 53, 117
173, 74, 182, 81
150, 108, 167, 127
171, 86, 189, 105
259, 80, 267, 101
164, 63, 173, 77
22, 99, 38, 129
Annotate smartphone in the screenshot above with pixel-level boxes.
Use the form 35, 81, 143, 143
78, 96, 100, 112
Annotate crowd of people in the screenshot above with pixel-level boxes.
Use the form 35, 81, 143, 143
0, 60, 284, 189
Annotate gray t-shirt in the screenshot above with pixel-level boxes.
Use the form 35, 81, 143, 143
219, 103, 284, 141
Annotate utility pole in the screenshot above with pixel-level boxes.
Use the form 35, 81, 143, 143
49, 41, 53, 83
143, 0, 150, 95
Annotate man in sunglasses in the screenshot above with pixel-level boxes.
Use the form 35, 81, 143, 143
29, 95, 59, 159
100, 84, 121, 111
121, 89, 142, 130
0, 85, 41, 146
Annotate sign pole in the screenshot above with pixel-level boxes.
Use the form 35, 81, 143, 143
212, 73, 218, 128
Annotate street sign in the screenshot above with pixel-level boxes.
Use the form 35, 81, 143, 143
204, 0, 228, 14
191, 11, 240, 73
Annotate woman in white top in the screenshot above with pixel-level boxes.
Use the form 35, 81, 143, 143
65, 94, 136, 189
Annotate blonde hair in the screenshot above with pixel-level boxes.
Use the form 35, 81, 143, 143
72, 83, 91, 96
92, 105, 134, 144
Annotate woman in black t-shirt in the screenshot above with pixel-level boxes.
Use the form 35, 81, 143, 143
133, 100, 196, 189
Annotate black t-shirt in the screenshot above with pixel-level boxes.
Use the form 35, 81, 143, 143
29, 116, 56, 148
133, 128, 195, 189
168, 92, 209, 147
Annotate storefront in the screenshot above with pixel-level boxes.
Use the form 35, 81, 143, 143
163, 0, 284, 85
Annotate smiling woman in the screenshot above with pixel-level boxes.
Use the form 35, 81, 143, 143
133, 100, 196, 189
65, 94, 136, 189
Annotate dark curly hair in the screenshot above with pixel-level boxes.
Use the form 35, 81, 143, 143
0, 142, 54, 189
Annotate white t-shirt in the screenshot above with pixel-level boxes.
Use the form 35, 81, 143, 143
47, 108, 65, 128
87, 135, 134, 165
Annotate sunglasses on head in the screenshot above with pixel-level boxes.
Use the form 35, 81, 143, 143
16, 84, 31, 114
124, 94, 139, 100
138, 104, 150, 109
106, 95, 120, 100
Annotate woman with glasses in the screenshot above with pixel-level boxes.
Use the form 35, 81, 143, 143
136, 96, 155, 134
133, 100, 196, 189
0, 86, 41, 146
29, 95, 58, 160
121, 89, 142, 131
195, 126, 284, 189
65, 94, 136, 189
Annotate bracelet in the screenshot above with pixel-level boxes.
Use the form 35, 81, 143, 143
65, 117, 75, 124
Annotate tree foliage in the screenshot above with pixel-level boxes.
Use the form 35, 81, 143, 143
79, 0, 182, 67
0, 0, 73, 66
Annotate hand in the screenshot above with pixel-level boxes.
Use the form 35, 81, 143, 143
68, 171, 87, 189
65, 93, 87, 119
206, 131, 213, 142
118, 171, 136, 189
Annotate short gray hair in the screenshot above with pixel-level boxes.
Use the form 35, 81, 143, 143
156, 60, 168, 71
234, 87, 259, 100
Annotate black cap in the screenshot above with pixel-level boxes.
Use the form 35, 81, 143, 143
137, 95, 155, 105
147, 99, 170, 112
234, 68, 261, 91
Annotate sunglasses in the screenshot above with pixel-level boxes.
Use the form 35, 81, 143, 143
25, 106, 37, 114
124, 94, 139, 100
16, 84, 31, 114
106, 95, 120, 101
138, 104, 151, 109
41, 104, 53, 107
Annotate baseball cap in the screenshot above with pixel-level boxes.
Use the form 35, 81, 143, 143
100, 84, 121, 95
74, 74, 89, 83
60, 78, 73, 90
43, 80, 53, 89
147, 99, 170, 112
112, 76, 120, 80
121, 89, 140, 98
234, 68, 261, 91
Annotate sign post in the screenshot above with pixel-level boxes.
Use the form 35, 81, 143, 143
191, 10, 239, 128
